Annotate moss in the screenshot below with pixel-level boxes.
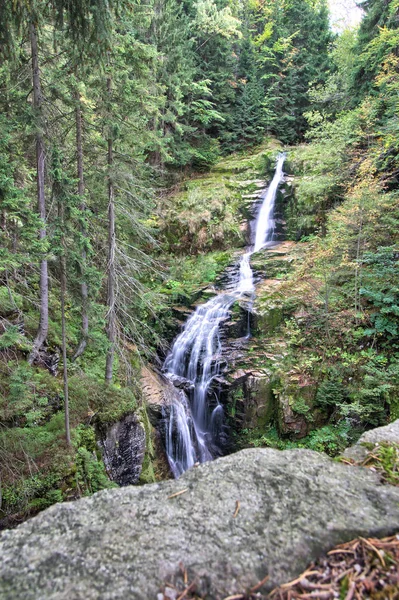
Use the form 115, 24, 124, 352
0, 364, 137, 525
238, 422, 354, 457
139, 453, 156, 484
254, 305, 284, 335
162, 140, 282, 254
348, 442, 399, 486
1, 471, 67, 518
291, 397, 314, 421
95, 386, 138, 426
67, 374, 138, 426
0, 286, 24, 315
161, 250, 234, 305
138, 406, 156, 484
75, 447, 116, 495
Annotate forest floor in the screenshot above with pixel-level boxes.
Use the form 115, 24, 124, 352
158, 535, 399, 600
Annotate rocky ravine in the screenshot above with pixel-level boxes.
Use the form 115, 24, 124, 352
1, 443, 399, 600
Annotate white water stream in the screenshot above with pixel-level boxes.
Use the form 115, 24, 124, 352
163, 153, 285, 477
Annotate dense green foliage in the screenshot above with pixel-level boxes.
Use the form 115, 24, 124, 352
1, 0, 399, 524
240, 0, 399, 454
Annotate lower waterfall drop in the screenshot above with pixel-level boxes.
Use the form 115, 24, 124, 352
163, 153, 286, 477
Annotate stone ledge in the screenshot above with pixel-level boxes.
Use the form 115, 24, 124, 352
1, 447, 399, 599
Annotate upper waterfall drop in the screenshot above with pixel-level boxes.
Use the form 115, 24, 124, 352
238, 152, 286, 294
253, 153, 286, 252
162, 152, 286, 477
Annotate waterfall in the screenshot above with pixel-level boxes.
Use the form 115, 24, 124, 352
163, 293, 235, 477
163, 153, 286, 477
254, 154, 286, 252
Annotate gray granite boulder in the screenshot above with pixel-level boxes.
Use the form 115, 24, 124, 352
1, 447, 399, 600
343, 418, 399, 461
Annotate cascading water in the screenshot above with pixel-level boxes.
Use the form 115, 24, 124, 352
254, 154, 286, 252
163, 153, 286, 477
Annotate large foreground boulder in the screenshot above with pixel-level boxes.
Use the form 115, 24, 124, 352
1, 448, 399, 600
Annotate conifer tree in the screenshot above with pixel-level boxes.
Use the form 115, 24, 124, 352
1, 0, 115, 363
352, 0, 397, 98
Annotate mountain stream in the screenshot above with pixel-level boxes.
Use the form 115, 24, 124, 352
163, 153, 286, 477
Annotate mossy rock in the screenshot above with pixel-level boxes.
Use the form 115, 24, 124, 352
253, 257, 294, 279
224, 302, 250, 338
243, 375, 276, 430
275, 382, 318, 439
253, 305, 284, 335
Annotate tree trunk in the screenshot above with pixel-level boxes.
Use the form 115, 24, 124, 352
29, 21, 48, 365
54, 163, 71, 445
60, 248, 71, 446
354, 208, 364, 325
105, 75, 116, 384
72, 92, 89, 361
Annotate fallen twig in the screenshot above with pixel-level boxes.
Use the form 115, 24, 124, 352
177, 580, 197, 600
168, 489, 189, 499
359, 537, 386, 566
250, 573, 269, 593
344, 580, 356, 600
271, 570, 319, 593
269, 535, 399, 599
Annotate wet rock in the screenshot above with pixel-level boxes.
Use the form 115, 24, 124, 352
1, 448, 399, 600
171, 305, 192, 320
242, 192, 263, 199
224, 307, 249, 338
239, 179, 268, 188
98, 413, 146, 486
342, 418, 399, 462
141, 366, 177, 425
250, 244, 297, 280
222, 369, 276, 434
167, 374, 194, 391
226, 368, 249, 386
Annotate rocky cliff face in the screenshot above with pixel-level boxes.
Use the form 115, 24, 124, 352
214, 241, 314, 443
98, 413, 146, 486
1, 446, 398, 600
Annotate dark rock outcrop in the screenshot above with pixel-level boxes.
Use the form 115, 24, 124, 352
1, 447, 399, 600
98, 413, 146, 486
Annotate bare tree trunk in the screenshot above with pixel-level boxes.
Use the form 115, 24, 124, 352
354, 209, 364, 325
54, 166, 71, 445
60, 251, 71, 445
323, 266, 331, 345
72, 92, 89, 361
105, 75, 116, 384
29, 21, 48, 365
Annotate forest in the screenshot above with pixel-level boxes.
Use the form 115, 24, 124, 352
0, 0, 398, 531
